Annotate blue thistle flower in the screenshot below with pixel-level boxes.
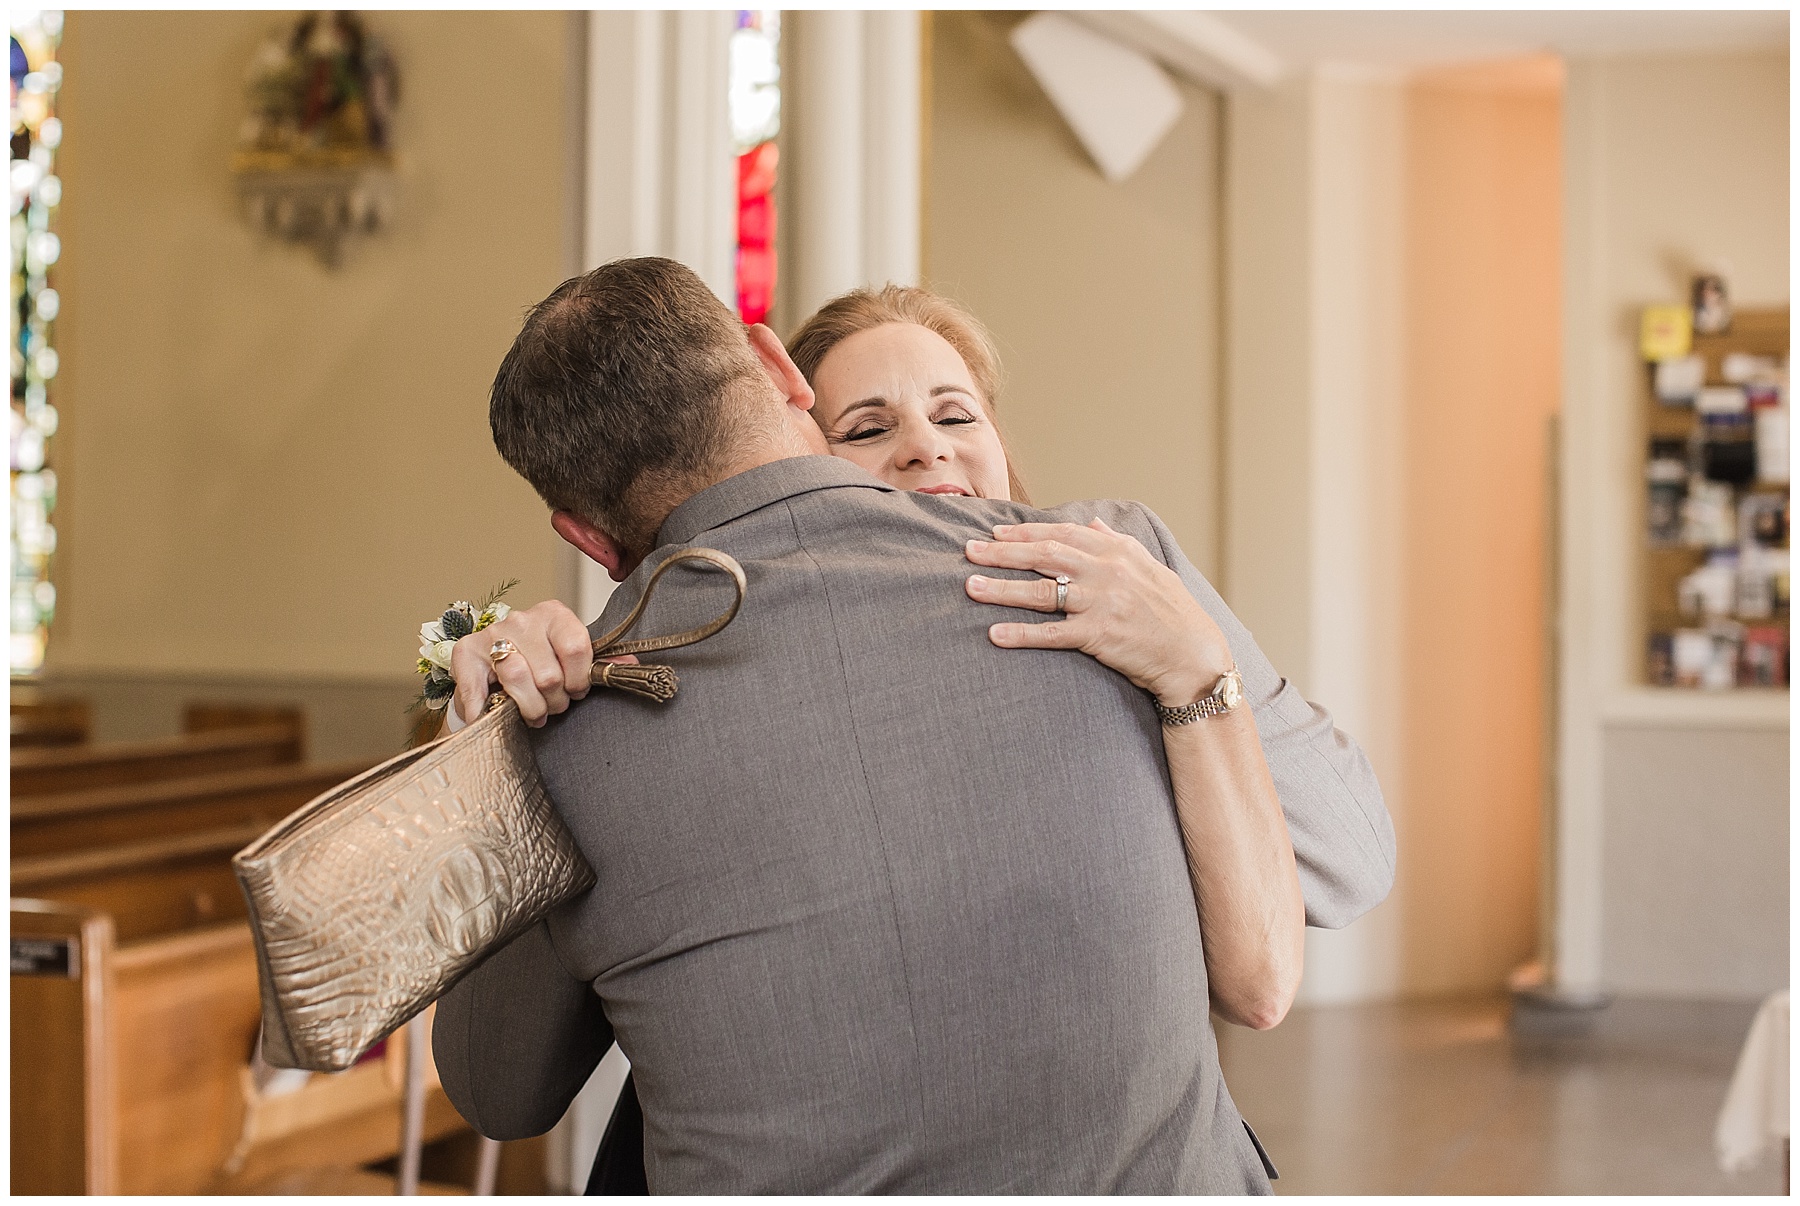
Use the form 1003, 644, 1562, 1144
440, 607, 474, 640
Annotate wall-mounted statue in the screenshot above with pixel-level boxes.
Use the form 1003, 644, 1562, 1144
233, 12, 400, 267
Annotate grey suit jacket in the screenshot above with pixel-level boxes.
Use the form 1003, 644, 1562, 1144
434, 456, 1394, 1193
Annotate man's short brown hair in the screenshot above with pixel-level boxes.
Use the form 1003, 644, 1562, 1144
490, 257, 765, 553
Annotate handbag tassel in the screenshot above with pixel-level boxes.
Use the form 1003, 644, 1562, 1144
585, 548, 746, 705
594, 660, 679, 702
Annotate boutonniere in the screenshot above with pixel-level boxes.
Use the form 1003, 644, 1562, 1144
413, 579, 517, 712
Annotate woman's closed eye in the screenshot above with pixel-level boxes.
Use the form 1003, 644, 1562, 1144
837, 421, 891, 443
932, 402, 980, 428
830, 397, 983, 444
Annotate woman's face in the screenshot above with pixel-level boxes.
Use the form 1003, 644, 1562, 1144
810, 322, 1011, 501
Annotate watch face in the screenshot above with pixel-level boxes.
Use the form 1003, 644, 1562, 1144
1219, 671, 1243, 710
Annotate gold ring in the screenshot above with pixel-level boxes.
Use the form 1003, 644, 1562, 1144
488, 639, 518, 663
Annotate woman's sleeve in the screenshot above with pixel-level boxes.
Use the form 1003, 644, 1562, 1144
432, 918, 614, 1139
1126, 502, 1397, 929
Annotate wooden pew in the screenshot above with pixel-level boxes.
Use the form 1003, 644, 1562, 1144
10, 748, 499, 1195
11, 724, 305, 798
12, 758, 372, 941
12, 758, 373, 861
10, 687, 91, 747
12, 898, 469, 1193
13, 824, 266, 941
183, 701, 306, 746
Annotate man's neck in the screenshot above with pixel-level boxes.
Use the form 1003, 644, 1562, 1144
714, 421, 825, 483
629, 413, 825, 562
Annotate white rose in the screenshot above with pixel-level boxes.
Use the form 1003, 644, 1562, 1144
479, 601, 512, 628
419, 637, 457, 672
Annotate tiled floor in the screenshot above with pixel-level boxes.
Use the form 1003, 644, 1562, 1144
1215, 994, 1783, 1195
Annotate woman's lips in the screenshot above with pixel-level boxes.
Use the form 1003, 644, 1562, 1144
916, 484, 969, 496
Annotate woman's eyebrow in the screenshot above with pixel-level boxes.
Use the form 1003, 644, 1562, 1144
930, 385, 974, 397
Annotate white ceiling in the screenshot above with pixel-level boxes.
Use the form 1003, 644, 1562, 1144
1211, 10, 1789, 73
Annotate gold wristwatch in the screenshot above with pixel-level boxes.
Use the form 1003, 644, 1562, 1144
1154, 667, 1244, 726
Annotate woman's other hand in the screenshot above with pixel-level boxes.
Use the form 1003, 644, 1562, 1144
450, 600, 598, 728
963, 519, 1231, 708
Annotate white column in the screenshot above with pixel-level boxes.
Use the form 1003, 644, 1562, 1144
862, 11, 923, 288
666, 10, 738, 306
787, 11, 867, 321
584, 11, 663, 268
781, 12, 925, 321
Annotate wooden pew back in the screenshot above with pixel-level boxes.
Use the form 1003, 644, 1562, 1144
12, 758, 372, 942
11, 724, 304, 798
11, 900, 117, 1194
10, 688, 91, 747
183, 702, 305, 745
13, 826, 265, 942
11, 758, 373, 860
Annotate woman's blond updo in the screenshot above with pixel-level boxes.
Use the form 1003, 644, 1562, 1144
786, 285, 1027, 502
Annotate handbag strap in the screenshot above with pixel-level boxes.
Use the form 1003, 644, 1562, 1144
474, 549, 743, 712
591, 547, 747, 659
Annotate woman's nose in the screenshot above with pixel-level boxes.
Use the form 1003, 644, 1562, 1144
891, 417, 950, 470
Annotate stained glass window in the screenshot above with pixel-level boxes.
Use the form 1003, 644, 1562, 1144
730, 11, 779, 325
11, 10, 63, 676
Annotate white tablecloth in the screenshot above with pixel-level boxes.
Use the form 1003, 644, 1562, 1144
1716, 990, 1789, 1173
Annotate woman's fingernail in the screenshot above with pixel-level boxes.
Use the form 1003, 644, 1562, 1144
968, 575, 988, 588
967, 538, 987, 551
993, 524, 1012, 535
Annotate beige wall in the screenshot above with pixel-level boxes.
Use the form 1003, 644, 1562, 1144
49, 12, 572, 688
1398, 58, 1563, 995
1221, 76, 1316, 684
1558, 50, 1788, 998
924, 12, 1222, 576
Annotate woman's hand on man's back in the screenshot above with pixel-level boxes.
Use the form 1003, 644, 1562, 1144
962, 518, 1233, 708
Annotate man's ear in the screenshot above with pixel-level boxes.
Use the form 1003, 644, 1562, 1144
551, 510, 635, 583
745, 324, 815, 413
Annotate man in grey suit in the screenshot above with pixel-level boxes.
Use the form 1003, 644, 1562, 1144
433, 258, 1394, 1192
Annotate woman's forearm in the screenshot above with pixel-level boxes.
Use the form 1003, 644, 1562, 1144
1161, 705, 1305, 1029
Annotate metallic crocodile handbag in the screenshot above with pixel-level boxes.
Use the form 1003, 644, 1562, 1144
235, 548, 746, 1072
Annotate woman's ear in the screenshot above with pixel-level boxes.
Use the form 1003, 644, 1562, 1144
745, 324, 815, 413
551, 510, 637, 582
